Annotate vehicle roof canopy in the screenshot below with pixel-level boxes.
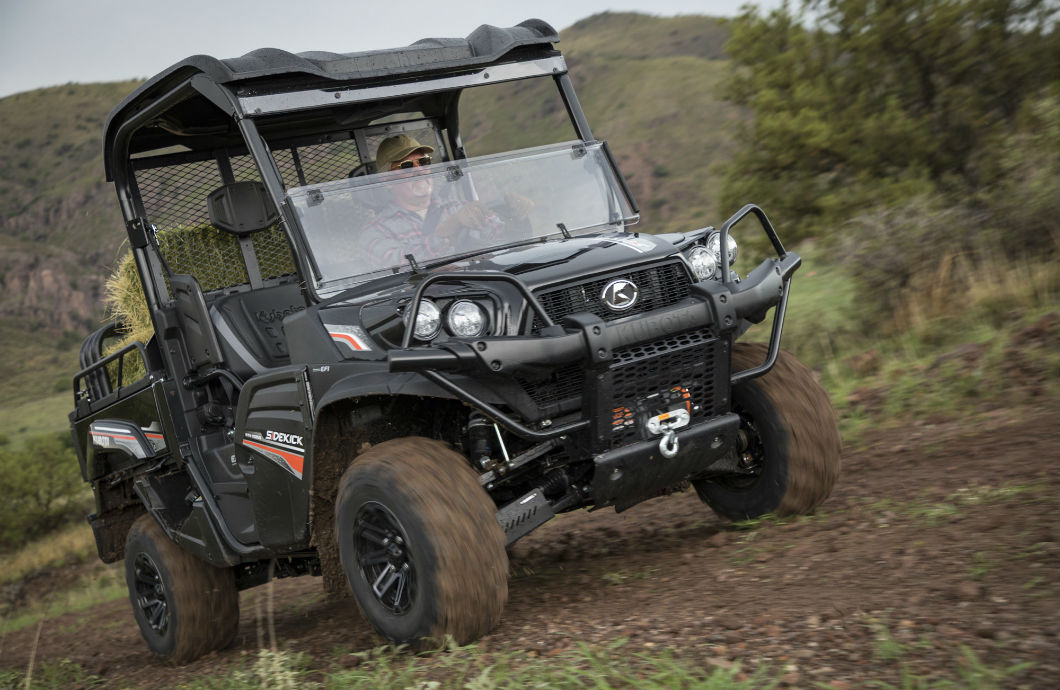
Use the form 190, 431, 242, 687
104, 19, 560, 178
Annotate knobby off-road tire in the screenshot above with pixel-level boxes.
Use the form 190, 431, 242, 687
695, 342, 842, 520
336, 437, 508, 647
124, 514, 239, 664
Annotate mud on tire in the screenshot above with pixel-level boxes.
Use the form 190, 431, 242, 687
335, 437, 508, 647
695, 342, 842, 520
124, 514, 239, 664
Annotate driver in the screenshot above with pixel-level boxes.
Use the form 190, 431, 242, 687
364, 134, 500, 266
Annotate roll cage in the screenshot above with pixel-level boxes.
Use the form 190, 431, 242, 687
102, 20, 615, 319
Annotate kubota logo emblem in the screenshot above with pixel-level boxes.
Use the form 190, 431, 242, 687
601, 279, 639, 312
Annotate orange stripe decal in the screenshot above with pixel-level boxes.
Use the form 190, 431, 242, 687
329, 332, 364, 351
243, 439, 304, 477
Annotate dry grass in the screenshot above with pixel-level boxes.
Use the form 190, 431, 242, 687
893, 251, 1060, 332
102, 246, 153, 348
0, 523, 96, 586
102, 225, 297, 354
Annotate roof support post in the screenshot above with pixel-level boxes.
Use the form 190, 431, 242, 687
554, 72, 594, 143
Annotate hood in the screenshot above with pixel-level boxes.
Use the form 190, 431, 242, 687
329, 231, 691, 306
448, 232, 684, 289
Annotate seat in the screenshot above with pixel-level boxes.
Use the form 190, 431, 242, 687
209, 283, 305, 379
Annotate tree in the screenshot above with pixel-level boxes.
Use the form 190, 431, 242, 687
720, 0, 1060, 235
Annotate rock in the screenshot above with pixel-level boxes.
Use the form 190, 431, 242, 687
708, 532, 729, 548
338, 654, 361, 668
717, 616, 743, 631
954, 580, 983, 600
937, 623, 965, 638
974, 624, 998, 639
907, 590, 928, 606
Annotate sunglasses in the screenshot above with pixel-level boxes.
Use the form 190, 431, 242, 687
391, 155, 432, 170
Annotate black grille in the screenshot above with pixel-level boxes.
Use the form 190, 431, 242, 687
513, 328, 722, 450
516, 362, 585, 411
533, 262, 691, 328
610, 330, 719, 447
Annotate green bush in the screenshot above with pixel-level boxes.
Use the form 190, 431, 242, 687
0, 433, 87, 551
720, 0, 1060, 240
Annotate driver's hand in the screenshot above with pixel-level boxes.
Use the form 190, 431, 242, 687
437, 201, 496, 237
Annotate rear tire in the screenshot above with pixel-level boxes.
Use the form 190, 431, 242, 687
124, 514, 239, 664
694, 343, 841, 520
335, 437, 508, 647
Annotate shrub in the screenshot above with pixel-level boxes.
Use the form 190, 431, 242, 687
0, 433, 87, 551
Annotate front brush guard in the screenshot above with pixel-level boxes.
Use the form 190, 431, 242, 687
390, 205, 799, 443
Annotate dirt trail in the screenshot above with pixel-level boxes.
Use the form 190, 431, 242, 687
3, 406, 1058, 688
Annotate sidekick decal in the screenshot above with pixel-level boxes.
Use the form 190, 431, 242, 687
242, 431, 305, 479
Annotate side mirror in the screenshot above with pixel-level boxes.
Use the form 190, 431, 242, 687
207, 181, 280, 235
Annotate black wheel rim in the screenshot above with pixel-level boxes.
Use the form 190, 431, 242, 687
353, 501, 416, 615
132, 552, 169, 635
717, 403, 766, 490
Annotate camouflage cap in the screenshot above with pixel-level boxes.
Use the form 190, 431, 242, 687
375, 134, 435, 171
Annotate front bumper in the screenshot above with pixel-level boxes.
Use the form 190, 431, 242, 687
390, 249, 799, 436
591, 412, 741, 510
389, 206, 800, 506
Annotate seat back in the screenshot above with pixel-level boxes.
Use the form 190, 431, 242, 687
209, 283, 305, 379
171, 274, 224, 371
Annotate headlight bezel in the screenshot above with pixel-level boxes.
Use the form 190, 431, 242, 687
687, 245, 719, 281
406, 298, 442, 341
446, 299, 489, 338
705, 231, 738, 268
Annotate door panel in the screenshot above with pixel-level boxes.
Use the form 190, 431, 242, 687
233, 366, 313, 548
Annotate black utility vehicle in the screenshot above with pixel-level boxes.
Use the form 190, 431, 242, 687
71, 20, 841, 663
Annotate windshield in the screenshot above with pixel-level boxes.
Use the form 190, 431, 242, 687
286, 141, 637, 293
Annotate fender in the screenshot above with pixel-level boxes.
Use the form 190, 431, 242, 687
312, 368, 512, 415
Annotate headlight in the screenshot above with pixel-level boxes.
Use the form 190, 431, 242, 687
687, 246, 719, 281
407, 299, 441, 340
706, 232, 738, 267
447, 300, 488, 337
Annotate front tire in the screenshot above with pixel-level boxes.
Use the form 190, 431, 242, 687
695, 343, 842, 520
124, 514, 239, 664
335, 437, 508, 647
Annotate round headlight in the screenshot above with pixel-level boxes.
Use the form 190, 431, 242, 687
706, 232, 738, 266
687, 246, 718, 281
447, 300, 488, 337
407, 299, 441, 340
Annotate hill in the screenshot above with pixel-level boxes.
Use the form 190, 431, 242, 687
0, 13, 739, 436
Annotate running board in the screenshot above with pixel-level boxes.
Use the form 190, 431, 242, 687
496, 489, 554, 545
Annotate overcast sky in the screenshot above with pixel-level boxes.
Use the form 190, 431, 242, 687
0, 0, 774, 98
